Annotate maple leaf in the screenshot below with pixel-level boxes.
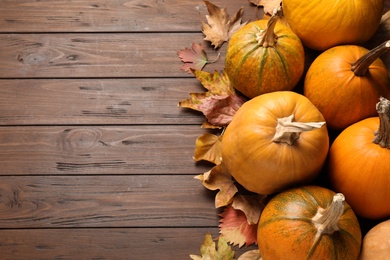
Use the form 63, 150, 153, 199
237, 250, 262, 260
178, 69, 247, 128
219, 205, 258, 248
232, 195, 267, 225
177, 43, 208, 73
194, 132, 222, 165
195, 164, 238, 208
202, 0, 247, 48
249, 0, 282, 15
190, 232, 235, 260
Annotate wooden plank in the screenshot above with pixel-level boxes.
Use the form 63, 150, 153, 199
0, 175, 219, 228
0, 228, 256, 259
0, 125, 212, 175
0, 79, 205, 125
0, 0, 257, 33
0, 33, 225, 78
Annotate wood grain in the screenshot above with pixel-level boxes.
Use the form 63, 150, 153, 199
0, 79, 205, 125
0, 125, 212, 175
0, 175, 218, 228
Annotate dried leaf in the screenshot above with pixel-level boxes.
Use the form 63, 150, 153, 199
177, 43, 208, 73
178, 69, 247, 128
249, 0, 282, 15
194, 132, 222, 165
190, 232, 235, 260
232, 195, 267, 225
237, 249, 262, 260
195, 164, 238, 208
202, 0, 247, 48
219, 205, 258, 248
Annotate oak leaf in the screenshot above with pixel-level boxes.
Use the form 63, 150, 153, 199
202, 0, 247, 48
177, 43, 209, 73
178, 69, 246, 128
195, 164, 238, 208
249, 0, 282, 15
190, 232, 235, 260
219, 205, 258, 248
194, 132, 222, 165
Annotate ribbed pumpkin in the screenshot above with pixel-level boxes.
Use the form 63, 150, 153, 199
282, 0, 384, 51
258, 186, 362, 260
221, 91, 329, 195
225, 8, 304, 99
304, 41, 390, 130
328, 97, 390, 220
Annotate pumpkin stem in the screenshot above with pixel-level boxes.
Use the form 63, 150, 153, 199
351, 40, 390, 76
312, 193, 345, 243
272, 114, 325, 145
256, 7, 282, 47
373, 96, 390, 148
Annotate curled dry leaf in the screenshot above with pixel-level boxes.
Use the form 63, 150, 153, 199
194, 132, 222, 165
237, 249, 262, 260
219, 205, 258, 248
202, 0, 247, 48
178, 69, 247, 128
190, 232, 235, 260
232, 194, 267, 225
195, 164, 238, 208
249, 0, 282, 16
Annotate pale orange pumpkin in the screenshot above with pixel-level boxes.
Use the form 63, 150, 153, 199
360, 219, 390, 260
328, 97, 390, 219
304, 41, 390, 130
221, 91, 329, 195
282, 0, 384, 50
258, 186, 362, 260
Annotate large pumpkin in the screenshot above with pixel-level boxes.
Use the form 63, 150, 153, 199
282, 0, 384, 51
304, 41, 390, 130
328, 97, 390, 219
225, 8, 304, 99
258, 186, 362, 260
221, 91, 329, 195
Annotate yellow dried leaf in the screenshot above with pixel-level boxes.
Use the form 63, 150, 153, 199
194, 132, 222, 165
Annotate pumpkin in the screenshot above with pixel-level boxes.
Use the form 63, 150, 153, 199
221, 91, 329, 195
328, 97, 390, 219
304, 41, 390, 131
282, 0, 384, 51
359, 219, 390, 260
225, 8, 304, 99
257, 186, 362, 260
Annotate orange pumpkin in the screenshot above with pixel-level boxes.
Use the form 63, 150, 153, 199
360, 219, 390, 259
258, 186, 362, 260
221, 91, 329, 195
282, 0, 384, 51
304, 41, 390, 130
328, 97, 390, 219
225, 8, 304, 99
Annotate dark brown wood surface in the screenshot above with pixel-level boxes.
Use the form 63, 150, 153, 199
0, 0, 389, 259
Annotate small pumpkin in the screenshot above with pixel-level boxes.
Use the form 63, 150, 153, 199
359, 219, 390, 260
221, 91, 329, 195
282, 0, 384, 51
225, 8, 304, 99
328, 97, 390, 219
304, 40, 390, 130
258, 186, 362, 260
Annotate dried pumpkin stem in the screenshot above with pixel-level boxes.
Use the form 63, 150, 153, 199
256, 7, 282, 47
373, 96, 390, 148
351, 40, 390, 76
272, 114, 325, 145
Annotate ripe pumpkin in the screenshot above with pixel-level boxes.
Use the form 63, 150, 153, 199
360, 219, 390, 260
304, 41, 390, 130
328, 97, 390, 219
221, 91, 329, 195
282, 0, 384, 51
225, 8, 304, 99
258, 186, 362, 260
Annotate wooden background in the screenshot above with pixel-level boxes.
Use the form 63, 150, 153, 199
0, 0, 389, 259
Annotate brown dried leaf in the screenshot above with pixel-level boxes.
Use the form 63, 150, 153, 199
232, 194, 267, 225
219, 205, 258, 248
249, 0, 282, 15
195, 164, 238, 208
194, 132, 222, 165
202, 0, 247, 48
177, 43, 208, 73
